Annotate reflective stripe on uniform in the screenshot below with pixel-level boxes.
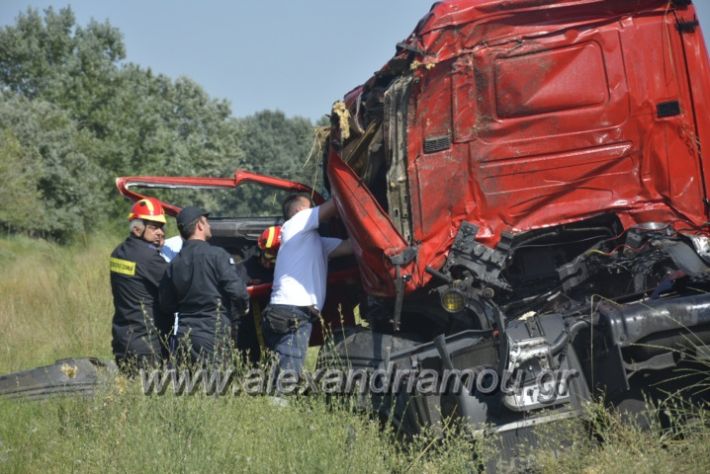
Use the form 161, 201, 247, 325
110, 257, 136, 276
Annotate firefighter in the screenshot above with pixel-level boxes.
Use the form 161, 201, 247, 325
235, 225, 282, 363
158, 206, 250, 366
262, 194, 352, 375
257, 225, 281, 271
110, 197, 169, 373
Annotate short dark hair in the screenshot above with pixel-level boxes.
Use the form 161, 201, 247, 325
178, 217, 200, 239
282, 193, 313, 219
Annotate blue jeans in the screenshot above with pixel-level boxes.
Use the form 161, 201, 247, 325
261, 304, 312, 375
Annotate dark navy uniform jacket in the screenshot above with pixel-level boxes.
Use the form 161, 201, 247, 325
110, 234, 168, 359
158, 240, 249, 349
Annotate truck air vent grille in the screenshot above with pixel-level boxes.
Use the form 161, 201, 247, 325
423, 135, 451, 154
676, 18, 698, 33
657, 100, 681, 118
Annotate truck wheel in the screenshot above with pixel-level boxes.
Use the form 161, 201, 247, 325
316, 327, 433, 436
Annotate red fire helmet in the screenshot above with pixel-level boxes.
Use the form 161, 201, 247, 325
258, 225, 282, 252
258, 225, 282, 266
128, 197, 167, 224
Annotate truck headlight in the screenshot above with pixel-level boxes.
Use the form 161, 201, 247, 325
440, 289, 465, 313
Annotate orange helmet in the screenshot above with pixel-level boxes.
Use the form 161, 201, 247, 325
128, 197, 167, 224
258, 226, 281, 265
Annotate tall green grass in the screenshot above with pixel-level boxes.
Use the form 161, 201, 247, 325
0, 234, 479, 472
0, 234, 115, 373
0, 234, 709, 472
530, 399, 710, 473
0, 389, 476, 473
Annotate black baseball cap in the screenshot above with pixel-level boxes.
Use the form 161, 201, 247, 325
176, 206, 209, 230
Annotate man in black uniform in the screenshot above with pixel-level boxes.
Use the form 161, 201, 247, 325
110, 197, 169, 372
158, 206, 250, 366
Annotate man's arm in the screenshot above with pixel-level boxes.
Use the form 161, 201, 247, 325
328, 238, 353, 259
215, 251, 250, 343
317, 199, 338, 222
157, 271, 177, 337
215, 252, 250, 318
140, 250, 169, 289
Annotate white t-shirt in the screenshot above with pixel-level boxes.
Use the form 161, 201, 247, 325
161, 235, 183, 262
269, 206, 342, 310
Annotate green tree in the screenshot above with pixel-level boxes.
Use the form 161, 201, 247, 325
0, 129, 44, 234
239, 110, 319, 186
0, 6, 323, 240
0, 7, 125, 130
0, 92, 103, 241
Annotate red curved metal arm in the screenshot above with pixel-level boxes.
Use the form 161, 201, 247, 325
116, 169, 323, 216
233, 170, 324, 204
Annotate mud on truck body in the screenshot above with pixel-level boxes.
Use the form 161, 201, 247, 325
317, 0, 710, 452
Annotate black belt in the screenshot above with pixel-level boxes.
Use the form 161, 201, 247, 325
268, 304, 321, 322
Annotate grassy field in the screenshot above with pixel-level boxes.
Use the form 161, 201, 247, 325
1, 234, 709, 473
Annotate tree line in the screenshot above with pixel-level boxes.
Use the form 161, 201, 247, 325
0, 7, 323, 242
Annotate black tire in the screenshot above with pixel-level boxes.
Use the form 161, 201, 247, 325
0, 357, 117, 400
316, 328, 432, 436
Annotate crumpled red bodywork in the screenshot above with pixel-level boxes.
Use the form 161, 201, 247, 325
327, 0, 710, 298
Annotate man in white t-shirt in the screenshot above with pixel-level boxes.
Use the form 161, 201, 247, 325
262, 193, 352, 374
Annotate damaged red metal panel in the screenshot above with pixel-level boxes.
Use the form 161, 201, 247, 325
328, 0, 710, 298
674, 6, 710, 200
327, 149, 415, 296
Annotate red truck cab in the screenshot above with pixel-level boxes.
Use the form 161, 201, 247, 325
326, 0, 710, 302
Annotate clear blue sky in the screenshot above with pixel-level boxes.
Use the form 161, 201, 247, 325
2, 0, 709, 121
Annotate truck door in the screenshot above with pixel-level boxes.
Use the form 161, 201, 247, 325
618, 5, 710, 222
674, 5, 710, 216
